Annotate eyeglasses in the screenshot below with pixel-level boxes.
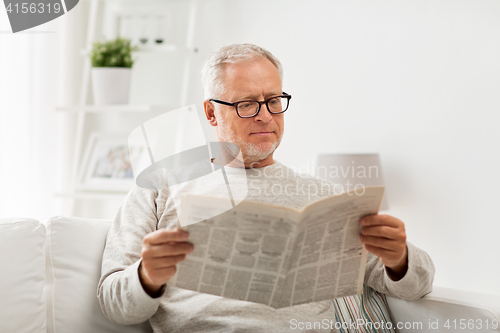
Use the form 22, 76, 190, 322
209, 92, 292, 118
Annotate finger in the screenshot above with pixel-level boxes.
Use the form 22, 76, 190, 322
144, 242, 194, 258
143, 254, 187, 269
361, 225, 405, 241
364, 244, 406, 267
360, 235, 401, 251
144, 228, 189, 245
359, 214, 402, 228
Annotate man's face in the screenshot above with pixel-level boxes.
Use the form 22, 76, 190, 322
205, 57, 284, 166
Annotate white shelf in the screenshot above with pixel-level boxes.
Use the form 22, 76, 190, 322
54, 191, 128, 200
80, 44, 185, 57
56, 104, 179, 113
134, 44, 181, 53
55, 0, 199, 218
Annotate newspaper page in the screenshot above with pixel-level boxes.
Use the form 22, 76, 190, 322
278, 186, 383, 307
169, 186, 384, 309
170, 196, 297, 306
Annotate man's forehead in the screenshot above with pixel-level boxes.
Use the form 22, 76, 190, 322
224, 85, 282, 101
222, 57, 278, 76
221, 58, 282, 99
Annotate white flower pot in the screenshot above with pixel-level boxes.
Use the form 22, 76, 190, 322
91, 67, 132, 105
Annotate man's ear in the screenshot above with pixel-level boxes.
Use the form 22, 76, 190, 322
204, 100, 217, 127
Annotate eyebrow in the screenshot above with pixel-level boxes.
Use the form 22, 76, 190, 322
236, 92, 283, 101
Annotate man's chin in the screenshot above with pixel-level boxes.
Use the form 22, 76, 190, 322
242, 142, 279, 163
255, 141, 277, 151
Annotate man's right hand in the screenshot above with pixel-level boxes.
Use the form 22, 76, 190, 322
139, 228, 194, 297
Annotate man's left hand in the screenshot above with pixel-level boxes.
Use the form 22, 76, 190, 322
359, 214, 408, 280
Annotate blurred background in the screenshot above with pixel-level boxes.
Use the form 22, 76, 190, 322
1, 0, 499, 296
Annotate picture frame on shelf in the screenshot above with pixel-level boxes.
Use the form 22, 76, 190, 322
78, 132, 144, 192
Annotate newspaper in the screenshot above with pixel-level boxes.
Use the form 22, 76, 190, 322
168, 186, 385, 309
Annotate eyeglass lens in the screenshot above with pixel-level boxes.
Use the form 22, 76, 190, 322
237, 96, 289, 117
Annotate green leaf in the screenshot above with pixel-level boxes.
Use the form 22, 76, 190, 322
89, 36, 137, 68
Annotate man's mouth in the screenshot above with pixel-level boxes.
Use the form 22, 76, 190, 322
250, 131, 274, 136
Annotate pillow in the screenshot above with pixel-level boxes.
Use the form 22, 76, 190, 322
0, 218, 46, 333
46, 215, 152, 333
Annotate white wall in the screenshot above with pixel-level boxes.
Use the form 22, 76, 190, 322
0, 6, 70, 222
196, 0, 500, 296
12, 0, 494, 296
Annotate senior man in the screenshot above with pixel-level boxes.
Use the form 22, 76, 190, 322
98, 44, 435, 333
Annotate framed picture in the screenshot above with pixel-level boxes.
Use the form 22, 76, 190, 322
78, 132, 145, 192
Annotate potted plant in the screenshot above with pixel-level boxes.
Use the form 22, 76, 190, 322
90, 37, 138, 105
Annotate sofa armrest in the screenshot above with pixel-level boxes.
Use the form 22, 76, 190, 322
386, 286, 500, 332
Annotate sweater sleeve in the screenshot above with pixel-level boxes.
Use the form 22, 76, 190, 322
364, 241, 436, 301
97, 185, 166, 325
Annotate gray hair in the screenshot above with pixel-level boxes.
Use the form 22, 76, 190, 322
201, 43, 283, 100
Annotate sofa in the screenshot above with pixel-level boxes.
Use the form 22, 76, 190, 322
0, 216, 499, 333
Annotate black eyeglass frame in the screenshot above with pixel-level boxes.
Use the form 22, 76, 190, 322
209, 92, 292, 118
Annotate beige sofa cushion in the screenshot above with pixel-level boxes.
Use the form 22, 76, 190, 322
45, 216, 152, 333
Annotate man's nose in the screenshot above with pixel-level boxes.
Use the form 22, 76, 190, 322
254, 103, 273, 122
